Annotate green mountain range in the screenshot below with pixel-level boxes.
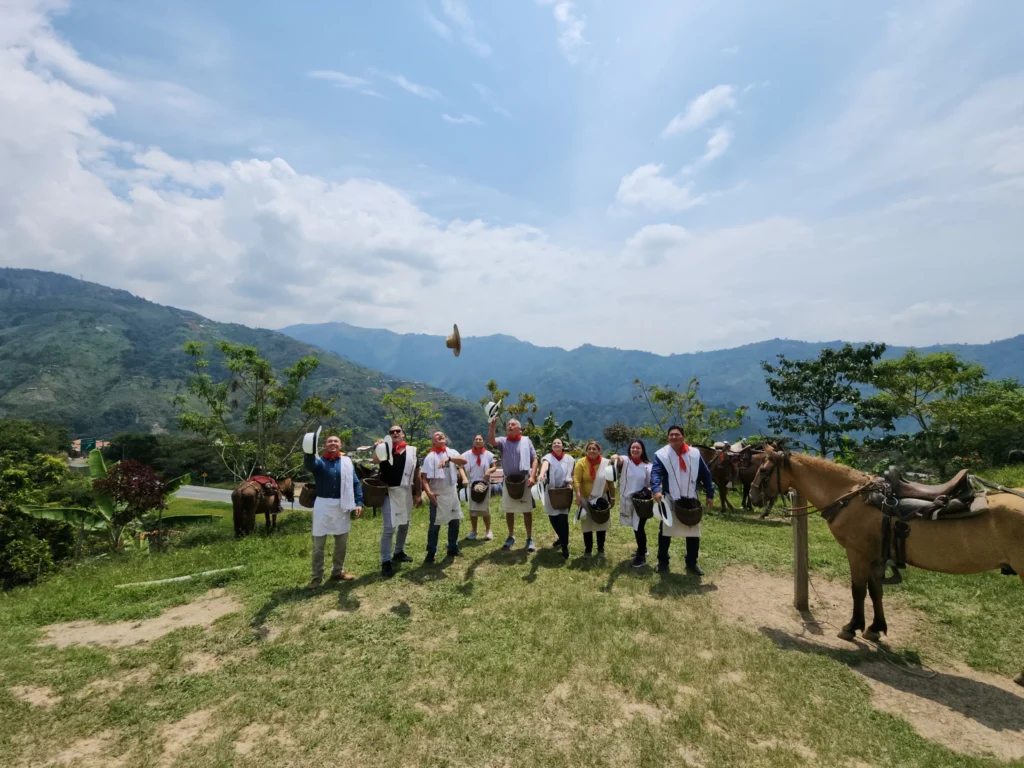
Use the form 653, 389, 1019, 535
0, 269, 483, 445
282, 321, 1024, 440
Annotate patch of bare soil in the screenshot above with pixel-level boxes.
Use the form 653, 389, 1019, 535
158, 708, 222, 766
713, 566, 1024, 760
234, 722, 297, 756
752, 738, 818, 761
45, 730, 123, 767
9, 685, 61, 708
40, 590, 242, 649
75, 665, 157, 701
182, 651, 222, 675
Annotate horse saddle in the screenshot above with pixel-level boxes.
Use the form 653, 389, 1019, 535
871, 467, 985, 521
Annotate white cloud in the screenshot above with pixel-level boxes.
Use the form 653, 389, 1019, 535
440, 0, 491, 57
536, 0, 588, 64
682, 126, 734, 174
380, 72, 442, 100
442, 113, 483, 126
307, 70, 382, 98
473, 83, 511, 118
424, 10, 453, 41
615, 164, 705, 212
662, 85, 736, 137
890, 301, 967, 325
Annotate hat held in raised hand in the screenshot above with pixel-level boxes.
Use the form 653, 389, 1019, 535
484, 400, 502, 423
446, 324, 461, 357
374, 434, 393, 463
302, 425, 323, 455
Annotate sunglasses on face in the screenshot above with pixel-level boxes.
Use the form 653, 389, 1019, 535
390, 430, 403, 434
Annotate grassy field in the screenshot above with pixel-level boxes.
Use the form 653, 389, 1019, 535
1, 491, 1022, 767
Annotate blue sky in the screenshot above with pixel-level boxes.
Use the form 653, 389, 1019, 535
2, 0, 1023, 354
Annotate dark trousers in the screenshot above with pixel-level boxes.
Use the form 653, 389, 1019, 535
582, 530, 606, 553
657, 522, 699, 566
427, 503, 460, 555
548, 514, 570, 545
635, 518, 648, 554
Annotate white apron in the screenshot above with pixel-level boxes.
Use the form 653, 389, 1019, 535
311, 456, 356, 536
618, 459, 652, 531
423, 449, 463, 526
501, 439, 535, 515
386, 446, 417, 527
541, 453, 575, 517
462, 449, 494, 515
655, 445, 702, 538
578, 458, 611, 533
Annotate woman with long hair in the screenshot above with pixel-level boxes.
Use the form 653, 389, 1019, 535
572, 440, 615, 558
611, 439, 653, 568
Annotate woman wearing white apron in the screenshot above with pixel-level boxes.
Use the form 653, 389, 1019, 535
461, 434, 495, 541
611, 439, 653, 568
572, 440, 615, 558
302, 435, 364, 588
538, 438, 576, 559
651, 425, 715, 575
373, 425, 422, 579
421, 431, 468, 563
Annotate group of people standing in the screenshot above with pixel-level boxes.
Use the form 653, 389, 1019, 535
302, 420, 714, 588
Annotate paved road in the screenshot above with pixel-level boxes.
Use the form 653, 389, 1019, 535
176, 485, 233, 503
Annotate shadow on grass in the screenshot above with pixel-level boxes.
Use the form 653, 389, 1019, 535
525, 547, 567, 583
399, 555, 456, 586
720, 514, 791, 529
249, 573, 379, 632
601, 559, 643, 593
648, 570, 718, 599
458, 548, 530, 595
758, 627, 1024, 733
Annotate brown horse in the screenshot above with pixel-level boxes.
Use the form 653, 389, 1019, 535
696, 445, 740, 511
750, 446, 1024, 686
231, 477, 295, 537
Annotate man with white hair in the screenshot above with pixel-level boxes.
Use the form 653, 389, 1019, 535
487, 417, 538, 552
420, 431, 468, 563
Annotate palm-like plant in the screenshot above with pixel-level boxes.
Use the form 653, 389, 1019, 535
21, 450, 202, 554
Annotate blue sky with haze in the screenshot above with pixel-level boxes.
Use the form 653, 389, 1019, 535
2, 0, 1023, 354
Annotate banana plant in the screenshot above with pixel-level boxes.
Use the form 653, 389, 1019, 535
21, 450, 203, 554
529, 413, 574, 452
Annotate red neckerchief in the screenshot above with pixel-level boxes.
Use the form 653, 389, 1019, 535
393, 441, 407, 454
674, 442, 691, 471
631, 456, 643, 466
431, 446, 447, 454
322, 451, 341, 461
472, 446, 485, 465
588, 456, 600, 480
551, 450, 565, 461
506, 434, 521, 443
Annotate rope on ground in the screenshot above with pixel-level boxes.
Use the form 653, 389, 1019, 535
114, 565, 245, 588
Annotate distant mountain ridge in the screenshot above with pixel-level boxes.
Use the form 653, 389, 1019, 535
0, 269, 483, 445
281, 321, 1024, 440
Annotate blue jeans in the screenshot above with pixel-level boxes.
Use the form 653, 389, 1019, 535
380, 495, 410, 563
427, 502, 460, 555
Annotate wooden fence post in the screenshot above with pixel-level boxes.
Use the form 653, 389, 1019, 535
793, 490, 809, 611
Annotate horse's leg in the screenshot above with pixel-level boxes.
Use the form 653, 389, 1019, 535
742, 482, 752, 511
839, 551, 870, 641
231, 497, 242, 538
863, 565, 888, 642
718, 482, 733, 513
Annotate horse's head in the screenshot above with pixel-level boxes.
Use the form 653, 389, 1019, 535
750, 446, 792, 505
278, 477, 295, 502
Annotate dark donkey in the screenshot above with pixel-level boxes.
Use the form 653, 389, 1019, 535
696, 445, 741, 511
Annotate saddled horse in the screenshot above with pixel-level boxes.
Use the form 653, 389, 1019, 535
696, 445, 741, 511
231, 476, 295, 537
750, 446, 1024, 686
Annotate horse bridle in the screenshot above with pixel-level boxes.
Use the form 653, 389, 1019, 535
754, 454, 785, 501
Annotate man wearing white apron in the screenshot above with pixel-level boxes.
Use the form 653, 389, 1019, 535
462, 434, 495, 540
487, 417, 538, 552
651, 425, 715, 575
539, 438, 575, 559
421, 431, 468, 563
373, 425, 422, 579
303, 435, 364, 588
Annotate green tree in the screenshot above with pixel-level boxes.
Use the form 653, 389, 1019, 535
937, 378, 1024, 468
603, 421, 640, 451
175, 341, 335, 479
758, 343, 885, 456
530, 413, 575, 452
634, 378, 748, 446
381, 388, 443, 454
479, 380, 538, 435
858, 350, 986, 478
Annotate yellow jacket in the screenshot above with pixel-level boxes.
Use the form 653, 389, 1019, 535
573, 456, 616, 502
